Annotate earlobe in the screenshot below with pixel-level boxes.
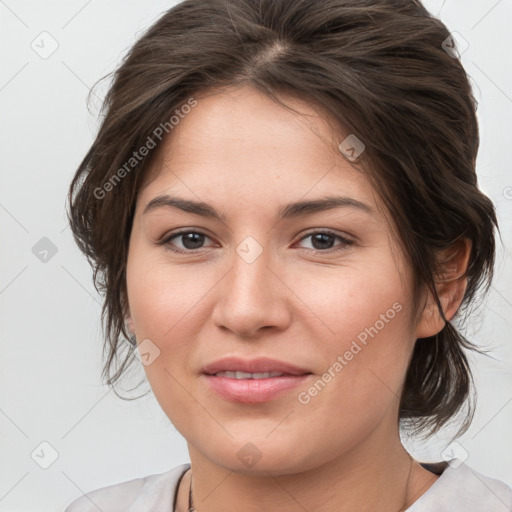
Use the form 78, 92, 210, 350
415, 291, 445, 339
414, 238, 471, 339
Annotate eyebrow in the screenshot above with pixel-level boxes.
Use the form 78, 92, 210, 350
142, 194, 375, 220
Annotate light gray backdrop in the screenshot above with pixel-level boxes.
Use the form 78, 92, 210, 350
0, 0, 511, 510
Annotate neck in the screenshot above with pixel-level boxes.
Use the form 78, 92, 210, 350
177, 420, 439, 512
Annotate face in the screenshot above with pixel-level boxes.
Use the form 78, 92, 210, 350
126, 85, 425, 475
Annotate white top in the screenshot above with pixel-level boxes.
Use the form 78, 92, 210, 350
65, 460, 512, 511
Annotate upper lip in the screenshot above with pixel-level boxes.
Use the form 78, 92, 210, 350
202, 357, 311, 376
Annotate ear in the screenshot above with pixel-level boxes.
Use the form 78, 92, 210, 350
414, 238, 472, 339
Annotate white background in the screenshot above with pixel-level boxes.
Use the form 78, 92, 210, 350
0, 0, 511, 510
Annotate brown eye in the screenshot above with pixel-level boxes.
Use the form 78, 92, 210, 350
159, 230, 216, 253
297, 230, 354, 252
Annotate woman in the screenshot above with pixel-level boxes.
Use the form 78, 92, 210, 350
65, 0, 512, 510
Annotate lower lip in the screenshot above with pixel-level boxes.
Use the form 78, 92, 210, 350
203, 374, 311, 403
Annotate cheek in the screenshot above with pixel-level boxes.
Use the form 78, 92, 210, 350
126, 246, 213, 339
288, 257, 411, 349
125, 249, 219, 405
290, 261, 414, 413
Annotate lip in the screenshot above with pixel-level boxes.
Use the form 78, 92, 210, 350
201, 357, 312, 404
203, 374, 311, 403
201, 356, 311, 376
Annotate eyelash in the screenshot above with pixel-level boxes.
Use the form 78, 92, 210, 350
157, 229, 354, 255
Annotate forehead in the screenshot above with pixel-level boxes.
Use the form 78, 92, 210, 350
137, 85, 377, 213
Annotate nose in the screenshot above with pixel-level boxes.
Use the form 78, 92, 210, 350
211, 242, 292, 338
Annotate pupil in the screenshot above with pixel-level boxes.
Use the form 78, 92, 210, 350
312, 233, 333, 250
182, 233, 204, 249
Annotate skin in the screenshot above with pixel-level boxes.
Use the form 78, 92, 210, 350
125, 85, 471, 512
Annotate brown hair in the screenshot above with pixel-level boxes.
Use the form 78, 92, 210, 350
67, 0, 498, 437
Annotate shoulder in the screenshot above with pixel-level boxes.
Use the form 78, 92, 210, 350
408, 460, 512, 512
64, 463, 190, 512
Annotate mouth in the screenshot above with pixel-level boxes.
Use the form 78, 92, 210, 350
201, 357, 313, 403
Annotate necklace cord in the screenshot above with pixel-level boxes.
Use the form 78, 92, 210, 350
188, 472, 196, 512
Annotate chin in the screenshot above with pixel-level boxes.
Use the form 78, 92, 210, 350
196, 435, 329, 476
